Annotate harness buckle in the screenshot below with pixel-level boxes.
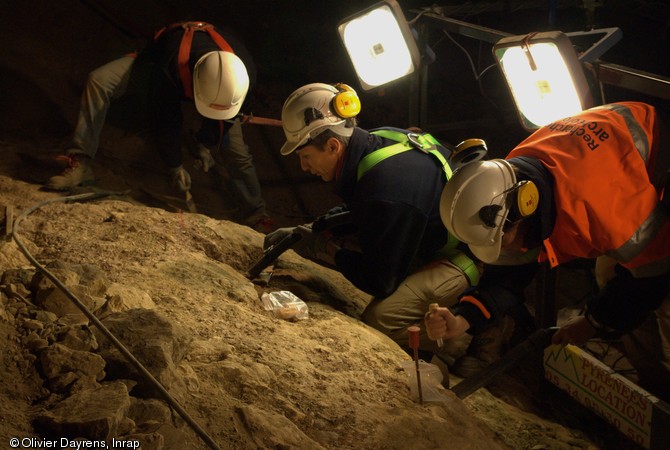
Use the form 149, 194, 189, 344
407, 132, 438, 154
407, 133, 427, 153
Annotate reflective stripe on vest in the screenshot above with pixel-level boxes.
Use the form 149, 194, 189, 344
593, 103, 651, 163
154, 22, 234, 100
609, 204, 668, 263
593, 103, 666, 269
510, 102, 666, 269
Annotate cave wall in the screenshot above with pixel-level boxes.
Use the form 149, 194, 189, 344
1, 0, 668, 223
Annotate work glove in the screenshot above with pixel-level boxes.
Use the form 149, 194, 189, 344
264, 227, 296, 250
263, 225, 330, 262
195, 144, 216, 173
169, 165, 192, 192
292, 224, 329, 261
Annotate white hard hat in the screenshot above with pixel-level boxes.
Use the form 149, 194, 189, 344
439, 159, 517, 263
280, 83, 355, 155
193, 51, 249, 120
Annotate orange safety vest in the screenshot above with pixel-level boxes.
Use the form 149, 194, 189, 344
153, 22, 234, 100
507, 102, 670, 276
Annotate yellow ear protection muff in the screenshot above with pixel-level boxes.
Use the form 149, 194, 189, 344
331, 83, 361, 119
514, 180, 539, 218
450, 138, 488, 169
500, 179, 540, 227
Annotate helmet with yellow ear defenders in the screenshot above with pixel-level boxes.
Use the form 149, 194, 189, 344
440, 159, 539, 263
280, 82, 361, 155
331, 83, 361, 119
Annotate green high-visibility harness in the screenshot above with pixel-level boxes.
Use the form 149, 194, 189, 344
357, 129, 480, 286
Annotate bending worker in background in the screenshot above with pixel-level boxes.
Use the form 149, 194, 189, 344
427, 101, 670, 400
47, 21, 273, 232
265, 82, 491, 367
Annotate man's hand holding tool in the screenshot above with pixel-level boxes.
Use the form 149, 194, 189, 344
249, 211, 352, 280
425, 305, 470, 342
428, 303, 443, 348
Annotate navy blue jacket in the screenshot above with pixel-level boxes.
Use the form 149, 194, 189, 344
332, 127, 459, 298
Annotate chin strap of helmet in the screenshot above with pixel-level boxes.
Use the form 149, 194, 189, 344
154, 21, 234, 99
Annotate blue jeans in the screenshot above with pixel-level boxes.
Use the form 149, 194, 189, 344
219, 118, 266, 222
69, 56, 266, 221
70, 55, 136, 158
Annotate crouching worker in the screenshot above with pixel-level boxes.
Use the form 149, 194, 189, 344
426, 101, 670, 401
265, 82, 486, 365
47, 21, 273, 232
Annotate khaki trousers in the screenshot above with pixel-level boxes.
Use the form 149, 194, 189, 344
362, 259, 472, 357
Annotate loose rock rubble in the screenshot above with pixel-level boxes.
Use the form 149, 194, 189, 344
0, 182, 631, 449
2, 263, 186, 449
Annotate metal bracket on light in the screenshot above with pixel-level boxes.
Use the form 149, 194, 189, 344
565, 27, 622, 63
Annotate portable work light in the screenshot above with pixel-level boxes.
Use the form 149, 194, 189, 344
338, 0, 420, 91
493, 31, 594, 131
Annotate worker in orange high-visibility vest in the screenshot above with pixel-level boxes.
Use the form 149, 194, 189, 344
47, 21, 274, 232
427, 101, 670, 401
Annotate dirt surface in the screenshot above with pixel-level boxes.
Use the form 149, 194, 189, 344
0, 154, 645, 449
2, 1, 666, 448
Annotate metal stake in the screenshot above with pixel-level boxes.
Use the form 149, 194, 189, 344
408, 325, 423, 404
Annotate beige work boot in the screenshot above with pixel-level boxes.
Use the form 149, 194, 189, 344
46, 154, 95, 191
451, 315, 515, 378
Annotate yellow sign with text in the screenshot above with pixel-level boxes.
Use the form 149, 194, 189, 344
544, 344, 658, 449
